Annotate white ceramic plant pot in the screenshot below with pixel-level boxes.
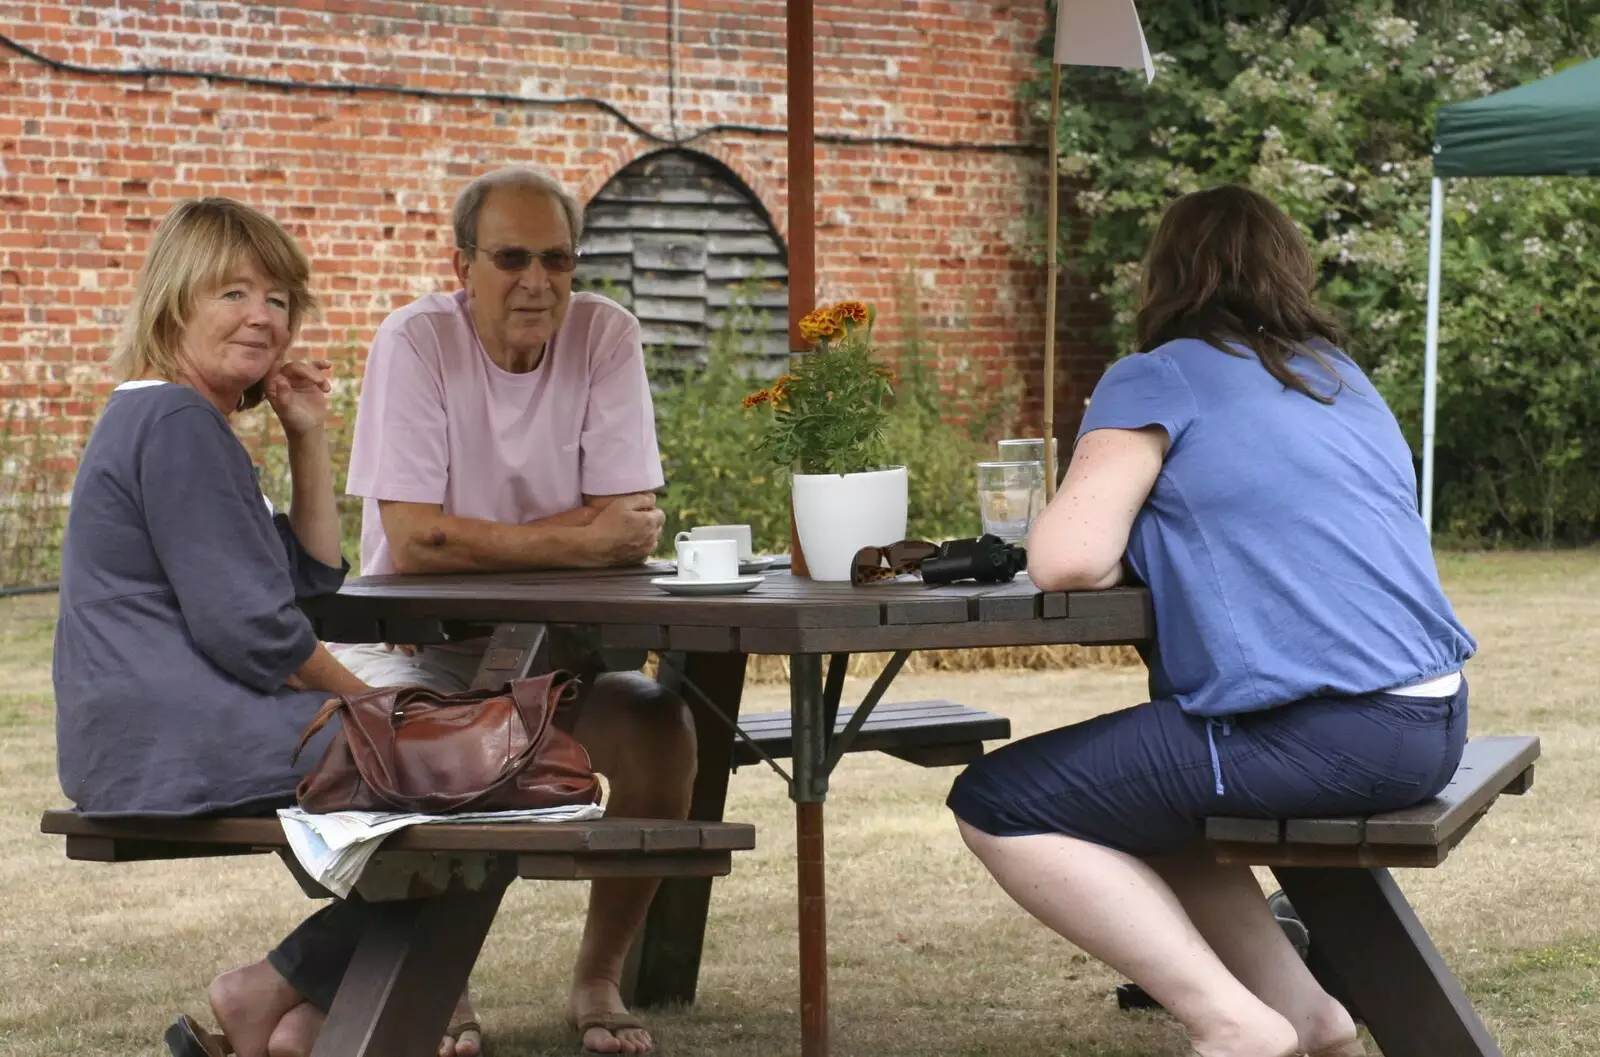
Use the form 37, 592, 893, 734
791, 466, 909, 582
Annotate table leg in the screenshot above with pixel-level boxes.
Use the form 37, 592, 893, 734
789, 653, 830, 1057
624, 651, 749, 1008
310, 867, 513, 1057
1273, 866, 1501, 1057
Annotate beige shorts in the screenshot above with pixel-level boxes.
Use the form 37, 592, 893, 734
332, 641, 649, 692
332, 643, 483, 693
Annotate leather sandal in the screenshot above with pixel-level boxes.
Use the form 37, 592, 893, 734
575, 1012, 650, 1053
164, 1014, 232, 1057
445, 1017, 485, 1056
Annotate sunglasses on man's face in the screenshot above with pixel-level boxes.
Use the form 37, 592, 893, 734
850, 540, 941, 586
468, 245, 580, 275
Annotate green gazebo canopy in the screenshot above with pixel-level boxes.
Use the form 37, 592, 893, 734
1435, 57, 1600, 178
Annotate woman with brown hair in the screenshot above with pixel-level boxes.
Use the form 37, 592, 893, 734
948, 185, 1474, 1057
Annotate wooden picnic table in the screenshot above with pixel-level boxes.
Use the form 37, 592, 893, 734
302, 563, 1154, 1057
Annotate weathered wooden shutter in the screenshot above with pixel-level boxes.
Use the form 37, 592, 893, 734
577, 150, 789, 375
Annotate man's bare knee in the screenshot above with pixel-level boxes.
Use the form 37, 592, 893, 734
575, 672, 697, 789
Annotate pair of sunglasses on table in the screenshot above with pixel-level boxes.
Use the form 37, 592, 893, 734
852, 535, 1030, 588
851, 540, 941, 585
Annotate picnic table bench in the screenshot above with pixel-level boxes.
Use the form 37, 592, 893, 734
1205, 733, 1541, 1057
39, 621, 758, 1057
39, 810, 754, 1057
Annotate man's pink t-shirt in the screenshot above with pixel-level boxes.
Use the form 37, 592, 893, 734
345, 290, 665, 576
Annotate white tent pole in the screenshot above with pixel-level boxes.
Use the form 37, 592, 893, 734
1421, 175, 1445, 536
1043, 61, 1062, 501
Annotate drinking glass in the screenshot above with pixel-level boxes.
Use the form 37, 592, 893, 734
998, 437, 1061, 482
997, 437, 1057, 463
976, 460, 1045, 542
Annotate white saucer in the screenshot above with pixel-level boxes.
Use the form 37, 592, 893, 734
739, 556, 778, 575
651, 575, 766, 597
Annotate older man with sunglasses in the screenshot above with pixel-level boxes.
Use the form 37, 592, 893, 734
336, 167, 690, 1057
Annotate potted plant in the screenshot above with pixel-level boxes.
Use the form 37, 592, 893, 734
744, 300, 907, 581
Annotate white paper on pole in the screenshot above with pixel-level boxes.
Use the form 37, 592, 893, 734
1055, 0, 1155, 83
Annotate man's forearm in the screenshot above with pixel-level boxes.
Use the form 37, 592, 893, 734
286, 428, 343, 568
390, 509, 602, 574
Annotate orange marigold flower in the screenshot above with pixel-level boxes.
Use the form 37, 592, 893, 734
771, 373, 796, 398
836, 300, 870, 324
798, 309, 834, 345
742, 389, 772, 409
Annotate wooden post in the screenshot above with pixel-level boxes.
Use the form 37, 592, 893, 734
786, 0, 816, 577
1043, 61, 1062, 500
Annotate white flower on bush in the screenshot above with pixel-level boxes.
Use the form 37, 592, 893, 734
1522, 237, 1552, 261
1370, 310, 1406, 332
1372, 16, 1418, 49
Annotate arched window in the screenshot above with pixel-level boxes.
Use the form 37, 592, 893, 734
577, 150, 788, 373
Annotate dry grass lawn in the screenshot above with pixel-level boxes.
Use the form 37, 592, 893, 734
2, 550, 1598, 1056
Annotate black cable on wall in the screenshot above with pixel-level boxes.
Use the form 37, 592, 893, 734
0, 30, 1044, 155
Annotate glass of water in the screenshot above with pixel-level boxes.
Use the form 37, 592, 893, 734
976, 460, 1046, 542
998, 437, 1061, 481
997, 437, 1057, 463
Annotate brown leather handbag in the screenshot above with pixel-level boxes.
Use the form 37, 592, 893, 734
292, 673, 601, 814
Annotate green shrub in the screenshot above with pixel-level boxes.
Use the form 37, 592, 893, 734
652, 278, 1017, 551
0, 407, 73, 589
1035, 0, 1600, 544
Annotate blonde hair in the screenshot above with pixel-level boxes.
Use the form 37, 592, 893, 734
111, 198, 319, 410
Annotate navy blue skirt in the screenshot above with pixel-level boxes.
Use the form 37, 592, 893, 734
947, 682, 1467, 857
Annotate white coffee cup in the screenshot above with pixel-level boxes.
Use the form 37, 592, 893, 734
675, 537, 740, 582
675, 524, 754, 561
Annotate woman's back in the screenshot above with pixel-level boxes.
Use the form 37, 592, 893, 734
1085, 338, 1475, 717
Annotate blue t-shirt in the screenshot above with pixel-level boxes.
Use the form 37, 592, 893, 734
1077, 338, 1475, 718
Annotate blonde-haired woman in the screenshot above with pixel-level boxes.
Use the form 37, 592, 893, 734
54, 198, 479, 1057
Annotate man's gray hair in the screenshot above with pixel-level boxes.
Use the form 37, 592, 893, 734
452, 167, 584, 250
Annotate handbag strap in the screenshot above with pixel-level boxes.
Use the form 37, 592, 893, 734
290, 696, 345, 766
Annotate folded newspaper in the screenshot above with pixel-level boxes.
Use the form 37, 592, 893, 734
278, 803, 605, 898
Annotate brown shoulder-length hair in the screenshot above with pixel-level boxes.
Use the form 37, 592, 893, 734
1135, 185, 1345, 403
110, 198, 318, 411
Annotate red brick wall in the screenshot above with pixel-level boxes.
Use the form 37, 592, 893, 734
0, 0, 1111, 445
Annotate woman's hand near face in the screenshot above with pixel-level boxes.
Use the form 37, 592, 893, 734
265, 358, 334, 437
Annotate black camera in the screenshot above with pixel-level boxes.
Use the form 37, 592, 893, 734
920, 534, 1027, 586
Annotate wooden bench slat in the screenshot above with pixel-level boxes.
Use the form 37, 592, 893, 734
40, 811, 756, 856
1210, 841, 1449, 869
1364, 735, 1541, 845
1283, 818, 1368, 845
730, 700, 993, 733
1206, 818, 1283, 844
516, 850, 733, 880
1205, 734, 1540, 869
729, 698, 1011, 768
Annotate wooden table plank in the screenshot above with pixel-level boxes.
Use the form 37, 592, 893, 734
970, 579, 1041, 622
305, 570, 1154, 656
739, 614, 1147, 655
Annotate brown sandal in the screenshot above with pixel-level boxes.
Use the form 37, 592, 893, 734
164, 1014, 232, 1057
575, 1013, 650, 1053
444, 1017, 485, 1056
